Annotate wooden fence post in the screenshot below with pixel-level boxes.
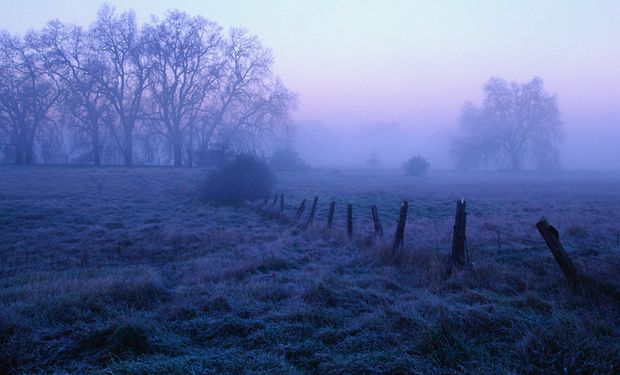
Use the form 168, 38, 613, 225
279, 194, 284, 212
392, 200, 408, 251
371, 205, 383, 238
536, 219, 579, 283
451, 199, 467, 265
296, 199, 307, 220
327, 201, 336, 229
306, 196, 318, 227
347, 204, 353, 238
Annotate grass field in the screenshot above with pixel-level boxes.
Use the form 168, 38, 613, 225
1, 166, 619, 374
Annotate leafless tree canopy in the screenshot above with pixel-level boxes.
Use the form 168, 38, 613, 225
452, 77, 562, 170
0, 5, 296, 166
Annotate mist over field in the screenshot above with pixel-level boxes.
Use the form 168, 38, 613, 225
1, 1, 619, 374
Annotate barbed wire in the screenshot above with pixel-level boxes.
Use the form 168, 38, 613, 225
469, 222, 546, 245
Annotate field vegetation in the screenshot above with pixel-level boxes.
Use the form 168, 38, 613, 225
1, 167, 619, 374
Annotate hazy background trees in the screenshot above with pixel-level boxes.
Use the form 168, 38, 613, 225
0, 30, 61, 164
0, 4, 295, 166
452, 77, 563, 170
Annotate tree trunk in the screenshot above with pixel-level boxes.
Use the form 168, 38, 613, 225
510, 150, 521, 170
93, 133, 101, 167
173, 133, 183, 167
15, 145, 24, 165
23, 128, 35, 165
24, 144, 34, 164
187, 143, 193, 167
123, 126, 133, 166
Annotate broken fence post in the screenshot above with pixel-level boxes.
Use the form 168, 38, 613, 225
392, 200, 408, 251
451, 199, 467, 265
306, 196, 318, 227
296, 199, 307, 220
536, 219, 579, 283
371, 205, 383, 238
327, 201, 336, 229
347, 204, 353, 238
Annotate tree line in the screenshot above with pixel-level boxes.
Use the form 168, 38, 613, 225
0, 4, 296, 166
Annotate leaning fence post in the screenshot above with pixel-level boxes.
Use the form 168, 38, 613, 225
305, 196, 318, 227
347, 204, 353, 238
327, 201, 336, 229
536, 219, 579, 283
279, 194, 284, 212
451, 199, 467, 265
371, 205, 383, 238
392, 200, 408, 251
296, 199, 307, 220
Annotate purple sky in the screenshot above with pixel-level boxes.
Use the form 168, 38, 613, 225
1, 0, 619, 167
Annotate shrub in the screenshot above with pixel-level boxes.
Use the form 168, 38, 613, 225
269, 149, 310, 171
367, 151, 380, 167
204, 153, 275, 204
403, 155, 430, 176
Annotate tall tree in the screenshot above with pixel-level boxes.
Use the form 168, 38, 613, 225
199, 28, 296, 157
42, 21, 111, 166
452, 77, 562, 170
144, 11, 222, 166
90, 4, 148, 166
0, 31, 61, 164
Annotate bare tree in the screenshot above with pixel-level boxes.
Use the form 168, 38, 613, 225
452, 77, 562, 170
0, 6, 296, 166
0, 31, 61, 164
144, 11, 222, 166
90, 4, 148, 166
199, 28, 296, 158
367, 151, 380, 167
42, 21, 112, 166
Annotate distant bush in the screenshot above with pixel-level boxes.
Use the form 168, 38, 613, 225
204, 154, 275, 205
269, 149, 310, 171
367, 151, 380, 168
403, 155, 430, 176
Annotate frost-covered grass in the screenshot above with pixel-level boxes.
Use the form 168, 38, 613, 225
1, 166, 619, 374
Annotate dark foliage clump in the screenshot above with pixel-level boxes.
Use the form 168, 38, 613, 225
204, 153, 275, 205
269, 149, 310, 171
76, 324, 149, 359
403, 155, 430, 176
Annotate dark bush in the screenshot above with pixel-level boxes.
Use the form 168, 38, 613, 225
199, 148, 232, 168
403, 155, 430, 176
269, 149, 310, 171
204, 153, 275, 205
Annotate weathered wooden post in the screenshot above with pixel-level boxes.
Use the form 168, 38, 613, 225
451, 199, 467, 265
327, 201, 336, 229
536, 219, 579, 283
347, 204, 353, 238
306, 196, 318, 227
371, 205, 383, 238
279, 194, 284, 212
392, 200, 408, 251
296, 199, 307, 220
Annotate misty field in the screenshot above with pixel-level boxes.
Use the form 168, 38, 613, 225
1, 167, 619, 374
